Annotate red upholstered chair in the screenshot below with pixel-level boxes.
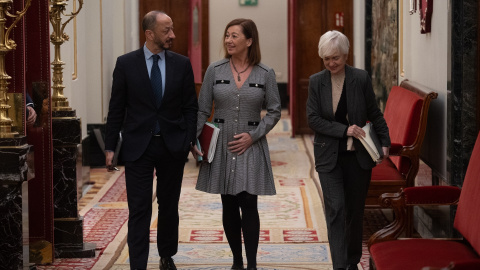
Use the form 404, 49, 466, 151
422, 260, 480, 270
366, 79, 438, 236
366, 79, 438, 207
367, 132, 480, 270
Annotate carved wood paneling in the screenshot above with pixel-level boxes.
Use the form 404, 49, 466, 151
139, 0, 190, 57
324, 0, 354, 66
292, 0, 323, 135
201, 0, 209, 79
291, 0, 354, 135
139, 1, 209, 81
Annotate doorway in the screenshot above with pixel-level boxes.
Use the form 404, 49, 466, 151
288, 0, 354, 136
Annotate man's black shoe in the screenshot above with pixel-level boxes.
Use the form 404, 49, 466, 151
231, 263, 245, 269
160, 257, 177, 270
347, 264, 358, 270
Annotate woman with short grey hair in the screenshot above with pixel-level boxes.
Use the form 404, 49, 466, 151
306, 30, 390, 270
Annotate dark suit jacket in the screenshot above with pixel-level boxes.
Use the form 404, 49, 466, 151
306, 65, 390, 172
105, 48, 198, 161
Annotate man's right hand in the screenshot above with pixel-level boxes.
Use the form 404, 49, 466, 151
26, 106, 37, 126
105, 151, 115, 172
190, 144, 203, 160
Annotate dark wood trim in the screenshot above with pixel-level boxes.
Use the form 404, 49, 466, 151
138, 1, 190, 58
288, 0, 296, 137
138, 1, 146, 47
289, 0, 353, 135
201, 0, 209, 79
477, 0, 480, 132
365, 0, 372, 76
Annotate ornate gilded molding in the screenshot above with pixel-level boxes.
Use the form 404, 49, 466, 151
49, 0, 83, 112
0, 0, 32, 138
72, 0, 77, 80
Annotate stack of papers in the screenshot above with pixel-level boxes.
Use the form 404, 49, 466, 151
359, 122, 384, 163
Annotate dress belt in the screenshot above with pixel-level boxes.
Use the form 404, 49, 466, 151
214, 118, 259, 126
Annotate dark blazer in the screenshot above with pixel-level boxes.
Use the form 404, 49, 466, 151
306, 65, 390, 172
105, 48, 198, 161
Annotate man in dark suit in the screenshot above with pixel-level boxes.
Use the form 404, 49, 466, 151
105, 11, 198, 270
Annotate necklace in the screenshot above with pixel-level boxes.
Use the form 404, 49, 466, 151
231, 59, 249, 82
332, 74, 345, 89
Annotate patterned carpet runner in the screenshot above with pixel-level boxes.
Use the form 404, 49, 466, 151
113, 117, 333, 269
37, 168, 129, 269
36, 116, 391, 270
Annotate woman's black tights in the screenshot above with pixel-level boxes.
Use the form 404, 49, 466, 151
221, 192, 259, 269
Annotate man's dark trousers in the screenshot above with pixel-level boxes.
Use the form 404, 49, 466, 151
125, 135, 186, 269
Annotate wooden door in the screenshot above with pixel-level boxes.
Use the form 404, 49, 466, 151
139, 0, 209, 82
289, 0, 353, 135
324, 1, 354, 66
139, 0, 190, 57
189, 0, 204, 84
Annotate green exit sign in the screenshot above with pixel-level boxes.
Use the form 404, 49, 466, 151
239, 0, 258, 6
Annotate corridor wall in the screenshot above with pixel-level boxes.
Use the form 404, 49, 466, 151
401, 0, 448, 182
209, 0, 288, 84
54, 0, 139, 139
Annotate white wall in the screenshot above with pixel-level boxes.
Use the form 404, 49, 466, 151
83, 0, 101, 129
353, 0, 365, 69
58, 1, 449, 177
209, 0, 288, 83
51, 0, 139, 139
401, 0, 448, 180
50, 1, 88, 138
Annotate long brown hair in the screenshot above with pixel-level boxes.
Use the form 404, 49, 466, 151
223, 18, 261, 66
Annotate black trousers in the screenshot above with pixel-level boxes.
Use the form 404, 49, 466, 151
317, 151, 371, 269
125, 136, 186, 269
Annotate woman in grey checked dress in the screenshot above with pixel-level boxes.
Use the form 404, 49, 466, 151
191, 18, 281, 270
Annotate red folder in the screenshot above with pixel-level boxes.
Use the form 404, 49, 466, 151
198, 122, 220, 163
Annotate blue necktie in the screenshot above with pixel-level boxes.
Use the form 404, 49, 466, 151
151, 54, 162, 134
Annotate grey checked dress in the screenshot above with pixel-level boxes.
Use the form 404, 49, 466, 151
195, 59, 281, 195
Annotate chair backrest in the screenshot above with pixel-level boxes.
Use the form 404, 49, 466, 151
383, 85, 424, 175
454, 132, 480, 255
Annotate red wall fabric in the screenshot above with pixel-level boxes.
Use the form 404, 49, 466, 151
6, 0, 54, 258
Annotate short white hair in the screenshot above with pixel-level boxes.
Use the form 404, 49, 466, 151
317, 30, 350, 59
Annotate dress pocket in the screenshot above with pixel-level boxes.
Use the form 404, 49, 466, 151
216, 80, 230, 85
249, 83, 264, 89
313, 141, 326, 147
